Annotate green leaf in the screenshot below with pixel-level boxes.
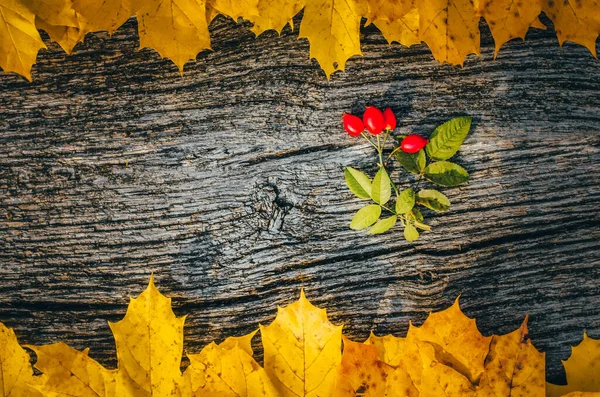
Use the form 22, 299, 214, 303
344, 167, 372, 199
350, 204, 382, 230
396, 149, 426, 175
424, 161, 469, 187
367, 215, 397, 235
395, 188, 415, 214
372, 167, 392, 205
426, 116, 472, 160
412, 208, 424, 222
404, 222, 419, 242
416, 189, 451, 212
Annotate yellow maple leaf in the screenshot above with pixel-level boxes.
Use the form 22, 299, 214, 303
21, 0, 77, 28
373, 7, 420, 48
136, 0, 211, 73
0, 0, 46, 81
298, 0, 366, 78
548, 332, 600, 397
35, 13, 84, 55
260, 289, 343, 397
0, 323, 42, 397
543, 0, 600, 57
478, 316, 545, 397
249, 0, 304, 36
207, 0, 259, 21
476, 0, 545, 57
408, 298, 491, 384
109, 275, 186, 396
71, 0, 137, 35
367, 333, 420, 396
184, 331, 268, 396
27, 342, 116, 397
417, 0, 480, 65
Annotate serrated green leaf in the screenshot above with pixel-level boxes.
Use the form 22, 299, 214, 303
396, 149, 426, 175
412, 208, 424, 222
372, 167, 392, 205
404, 222, 419, 241
367, 215, 397, 235
395, 188, 415, 214
350, 204, 382, 230
424, 161, 469, 187
344, 167, 372, 199
416, 189, 451, 212
426, 116, 472, 160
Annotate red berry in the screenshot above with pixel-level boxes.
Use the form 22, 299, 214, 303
401, 134, 428, 154
342, 113, 364, 137
383, 108, 396, 130
363, 106, 385, 135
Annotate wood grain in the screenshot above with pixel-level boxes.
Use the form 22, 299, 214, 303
0, 15, 599, 384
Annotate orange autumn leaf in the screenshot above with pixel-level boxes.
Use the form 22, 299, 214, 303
334, 336, 388, 396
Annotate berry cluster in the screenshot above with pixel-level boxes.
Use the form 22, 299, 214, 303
342, 107, 473, 241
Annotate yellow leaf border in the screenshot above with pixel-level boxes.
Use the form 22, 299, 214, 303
0, 275, 597, 396
1, 0, 599, 80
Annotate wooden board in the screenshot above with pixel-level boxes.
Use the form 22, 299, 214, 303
0, 16, 599, 384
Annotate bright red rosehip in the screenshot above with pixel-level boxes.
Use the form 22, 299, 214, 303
401, 134, 428, 154
363, 106, 385, 135
342, 113, 364, 137
383, 108, 396, 130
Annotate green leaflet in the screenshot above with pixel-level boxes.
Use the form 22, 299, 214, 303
424, 161, 469, 187
412, 208, 424, 222
344, 167, 372, 199
372, 167, 392, 205
367, 215, 397, 235
396, 149, 426, 174
395, 188, 415, 214
404, 221, 419, 241
426, 116, 472, 160
416, 189, 451, 212
350, 204, 381, 230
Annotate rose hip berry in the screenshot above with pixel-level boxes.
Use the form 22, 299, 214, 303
342, 114, 364, 137
401, 134, 428, 153
383, 108, 396, 130
363, 106, 385, 135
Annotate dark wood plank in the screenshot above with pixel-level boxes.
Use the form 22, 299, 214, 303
0, 16, 599, 385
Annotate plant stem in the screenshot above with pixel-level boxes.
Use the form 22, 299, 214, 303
361, 133, 379, 151
381, 204, 395, 215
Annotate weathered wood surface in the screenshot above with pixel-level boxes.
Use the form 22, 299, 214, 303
0, 16, 599, 384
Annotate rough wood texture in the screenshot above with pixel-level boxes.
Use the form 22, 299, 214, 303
0, 15, 599, 384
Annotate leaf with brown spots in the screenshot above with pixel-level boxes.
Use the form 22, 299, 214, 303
408, 298, 492, 384
109, 275, 187, 397
184, 331, 274, 396
260, 289, 343, 397
478, 316, 545, 397
416, 0, 481, 65
543, 0, 600, 57
334, 336, 388, 396
476, 0, 546, 57
548, 332, 600, 397
27, 342, 116, 397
